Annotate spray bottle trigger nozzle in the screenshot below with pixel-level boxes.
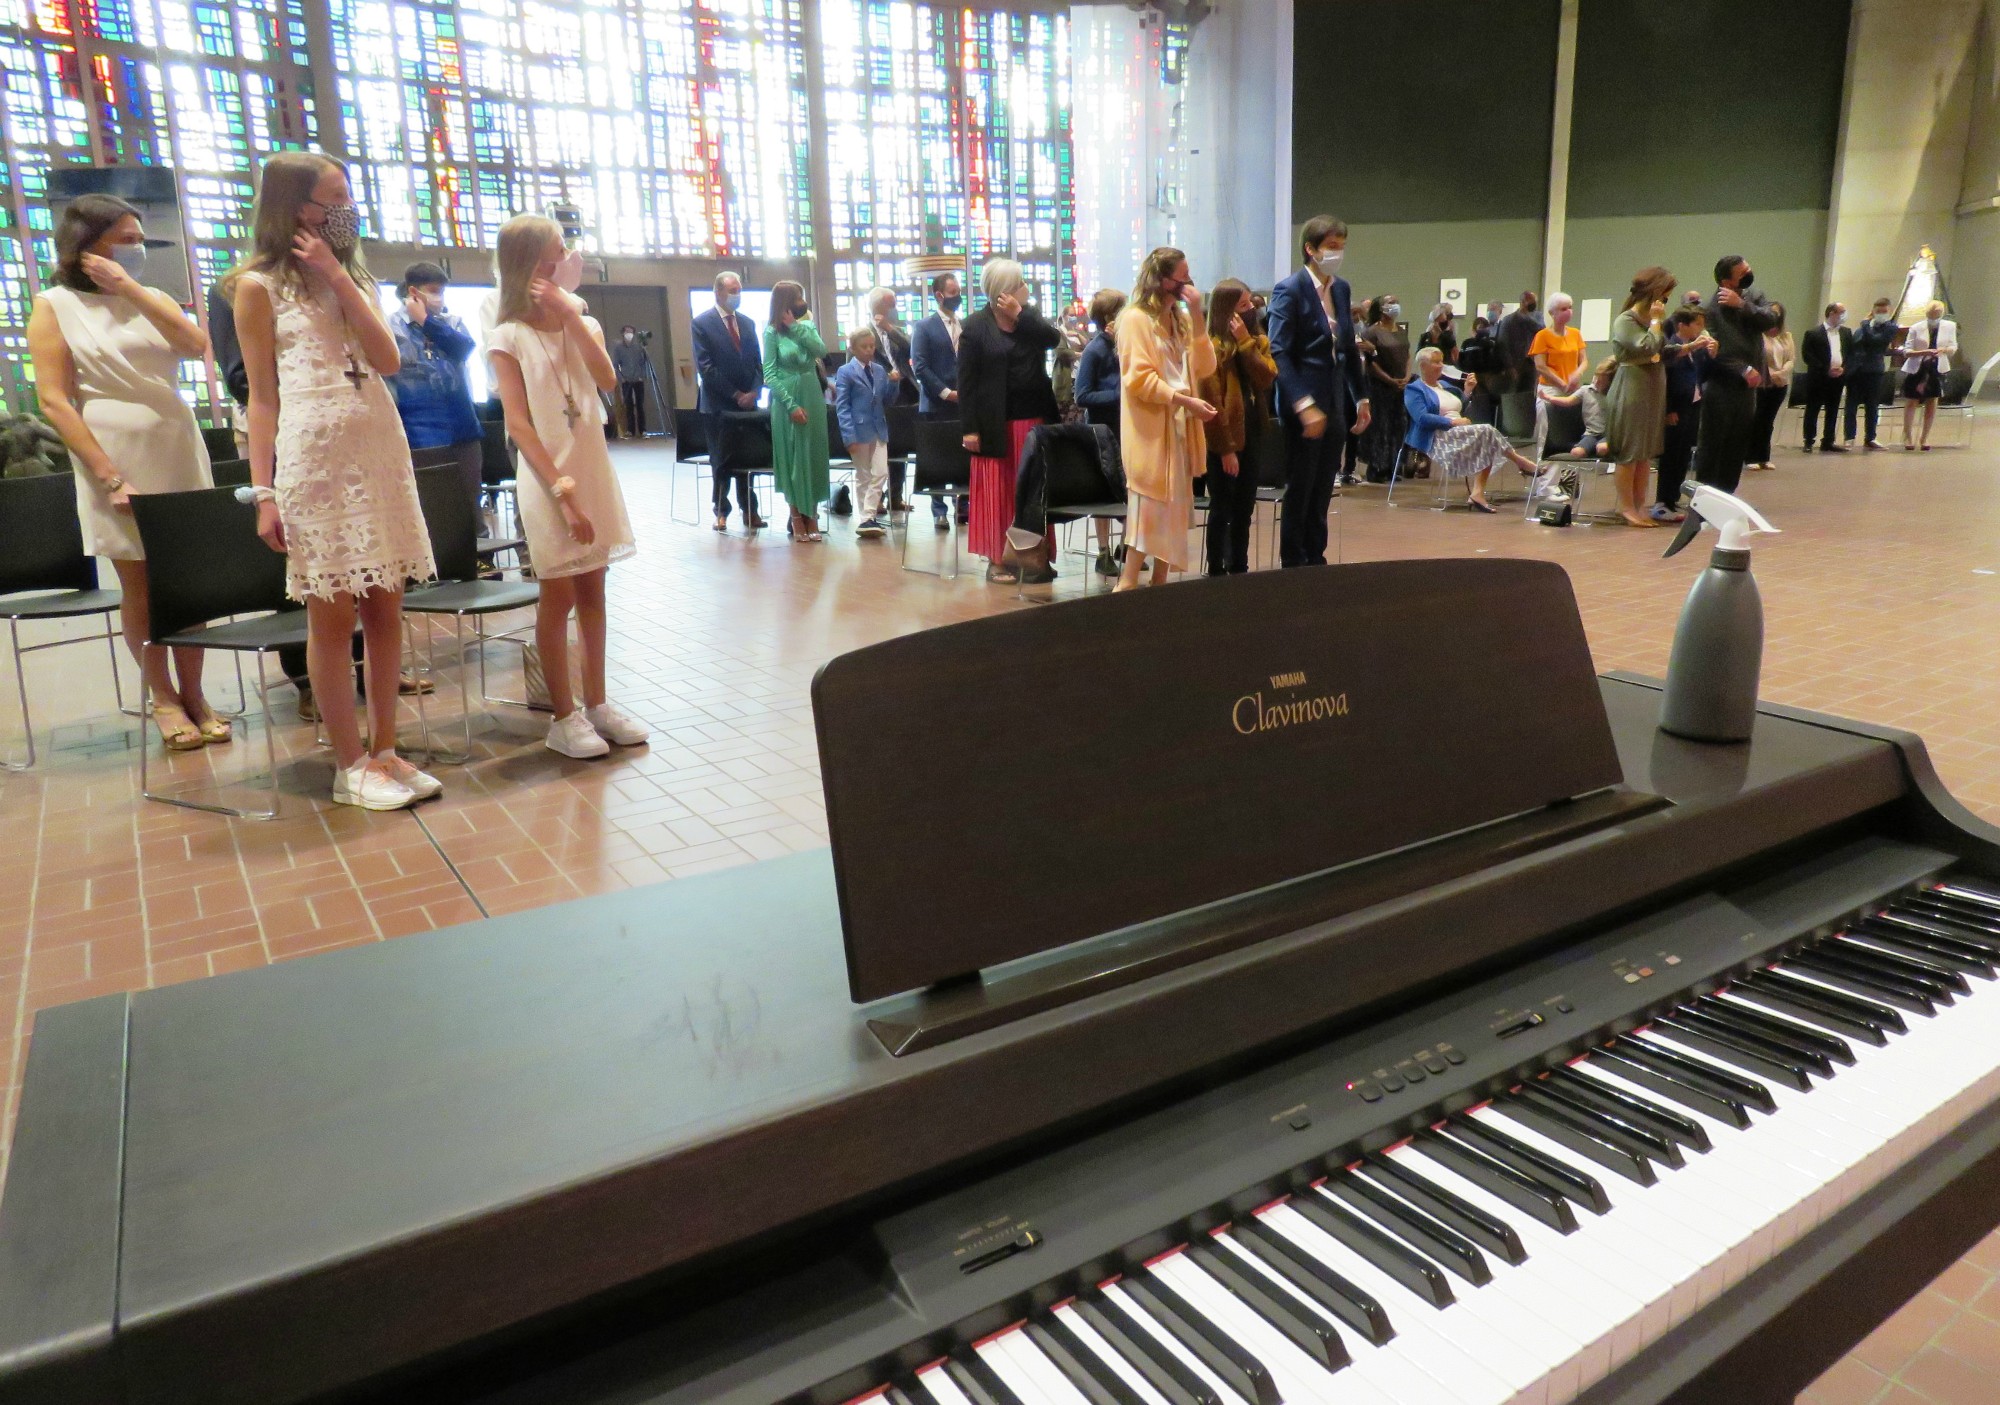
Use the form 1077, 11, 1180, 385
1663, 507, 1705, 558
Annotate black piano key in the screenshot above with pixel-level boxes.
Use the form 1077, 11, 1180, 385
1494, 1091, 1660, 1185
1893, 898, 2000, 948
1287, 1188, 1457, 1307
1447, 1111, 1614, 1213
1125, 1267, 1282, 1405
884, 1385, 921, 1405
1783, 951, 1940, 1015
1319, 1170, 1494, 1284
1727, 974, 1892, 1046
1927, 879, 2000, 914
1359, 1152, 1528, 1263
1027, 1314, 1150, 1405
946, 1349, 1024, 1405
1617, 1034, 1779, 1114
1693, 995, 1855, 1067
1413, 1126, 1580, 1232
1229, 1220, 1396, 1347
1821, 935, 1969, 996
1853, 927, 1999, 980
1739, 968, 1903, 1037
1185, 1239, 1351, 1374
1647, 1013, 1817, 1091
1518, 1078, 1687, 1167
1855, 913, 2000, 968
1584, 1047, 1754, 1128
1073, 1290, 1220, 1405
1548, 1064, 1712, 1150
1671, 1004, 1834, 1080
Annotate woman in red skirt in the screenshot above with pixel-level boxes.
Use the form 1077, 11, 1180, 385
956, 258, 1062, 583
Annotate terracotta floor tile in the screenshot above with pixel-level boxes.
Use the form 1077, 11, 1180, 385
1897, 1343, 2000, 1405
1799, 1353, 1892, 1405
1853, 1289, 1957, 1377
1926, 1261, 1993, 1309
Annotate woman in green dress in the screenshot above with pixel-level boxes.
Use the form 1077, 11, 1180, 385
1604, 265, 1674, 529
763, 279, 829, 542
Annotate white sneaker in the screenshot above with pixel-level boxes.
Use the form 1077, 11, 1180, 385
331, 758, 417, 811
374, 750, 443, 800
585, 702, 649, 747
547, 709, 611, 759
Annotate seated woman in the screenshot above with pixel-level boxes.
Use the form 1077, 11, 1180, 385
1403, 346, 1540, 513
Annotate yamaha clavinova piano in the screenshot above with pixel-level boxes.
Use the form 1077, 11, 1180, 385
4, 559, 2000, 1405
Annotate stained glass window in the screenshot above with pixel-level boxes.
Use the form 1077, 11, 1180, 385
821, 1, 1072, 333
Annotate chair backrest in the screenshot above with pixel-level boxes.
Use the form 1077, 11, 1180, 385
411, 463, 480, 583
1257, 418, 1286, 487
673, 407, 708, 458
200, 424, 239, 463
411, 444, 464, 471
825, 402, 847, 457
912, 417, 972, 491
480, 420, 514, 485
1037, 425, 1121, 508
1496, 390, 1539, 441
713, 411, 773, 472
130, 487, 289, 640
1542, 398, 1585, 456
0, 471, 98, 596
208, 457, 252, 487
886, 403, 918, 459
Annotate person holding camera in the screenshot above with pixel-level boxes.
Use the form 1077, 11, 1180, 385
611, 323, 653, 438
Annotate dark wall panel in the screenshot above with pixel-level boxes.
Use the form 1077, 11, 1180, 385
1568, 0, 1852, 217
1292, 0, 1561, 224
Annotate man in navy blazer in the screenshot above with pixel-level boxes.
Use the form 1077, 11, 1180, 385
909, 271, 966, 525
691, 271, 765, 530
1267, 215, 1370, 567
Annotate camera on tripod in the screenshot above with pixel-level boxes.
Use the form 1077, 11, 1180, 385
636, 329, 654, 345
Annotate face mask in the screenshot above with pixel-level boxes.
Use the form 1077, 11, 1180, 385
1874, 312, 1890, 324
717, 291, 740, 312
1315, 248, 1344, 274
553, 249, 584, 292
109, 243, 148, 275
1736, 270, 1754, 290
622, 332, 635, 343
1382, 302, 1400, 320
317, 203, 361, 252
939, 294, 962, 313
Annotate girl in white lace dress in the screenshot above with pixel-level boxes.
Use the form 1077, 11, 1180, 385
232, 152, 439, 811
485, 215, 645, 760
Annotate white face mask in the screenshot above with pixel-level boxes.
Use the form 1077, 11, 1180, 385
1314, 248, 1344, 275
553, 248, 584, 292
109, 243, 148, 275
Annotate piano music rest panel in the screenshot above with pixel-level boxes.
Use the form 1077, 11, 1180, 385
814, 559, 1626, 1002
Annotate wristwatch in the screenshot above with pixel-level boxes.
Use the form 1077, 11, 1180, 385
102, 475, 126, 493
550, 475, 578, 500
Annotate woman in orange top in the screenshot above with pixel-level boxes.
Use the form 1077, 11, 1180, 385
1530, 293, 1587, 393
1114, 247, 1218, 590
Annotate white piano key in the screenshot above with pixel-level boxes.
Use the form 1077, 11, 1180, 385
919, 1362, 982, 1405
1151, 1254, 1351, 1405
990, 1328, 1092, 1405
1101, 1279, 1255, 1405
1048, 1302, 1174, 1405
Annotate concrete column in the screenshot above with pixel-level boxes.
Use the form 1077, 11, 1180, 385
1540, 0, 1580, 295
1821, 0, 1980, 314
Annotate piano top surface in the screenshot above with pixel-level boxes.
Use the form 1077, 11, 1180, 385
109, 676, 1900, 1329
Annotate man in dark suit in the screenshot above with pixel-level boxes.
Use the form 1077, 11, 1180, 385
1800, 303, 1854, 453
1267, 214, 1370, 567
1493, 292, 1544, 395
691, 271, 765, 531
867, 287, 917, 510
1846, 297, 1898, 449
1695, 254, 1779, 494
910, 272, 966, 528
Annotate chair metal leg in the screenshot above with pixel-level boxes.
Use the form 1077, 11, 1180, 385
139, 655, 281, 820
4, 618, 35, 771
106, 621, 139, 719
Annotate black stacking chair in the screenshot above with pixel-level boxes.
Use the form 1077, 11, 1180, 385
0, 472, 126, 770
207, 456, 252, 487
904, 418, 973, 579
707, 410, 777, 532
479, 419, 518, 534
885, 403, 918, 513
130, 487, 336, 819
200, 423, 238, 463
1040, 424, 1126, 597
411, 445, 522, 570
402, 464, 540, 761
1256, 418, 1287, 570
672, 407, 709, 525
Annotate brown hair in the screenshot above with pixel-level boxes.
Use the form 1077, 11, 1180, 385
223, 151, 369, 298
770, 280, 807, 323
1087, 287, 1126, 330
495, 214, 562, 325
1622, 265, 1675, 314
1207, 279, 1251, 340
1299, 215, 1347, 258
52, 195, 140, 293
1130, 246, 1189, 340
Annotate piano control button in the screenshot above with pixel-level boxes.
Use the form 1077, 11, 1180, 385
1666, 955, 1682, 965
960, 1231, 1042, 1275
1289, 1113, 1313, 1131
1495, 1012, 1545, 1039
1638, 967, 1655, 978
1421, 1056, 1448, 1075
1399, 1061, 1426, 1084
1624, 973, 1642, 984
1439, 1045, 1466, 1065
1352, 1080, 1384, 1104
1556, 1000, 1576, 1015
1381, 1073, 1406, 1093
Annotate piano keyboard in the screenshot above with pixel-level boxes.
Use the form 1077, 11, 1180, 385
840, 881, 2000, 1405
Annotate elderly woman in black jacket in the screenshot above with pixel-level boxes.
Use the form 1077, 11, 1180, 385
957, 257, 1062, 583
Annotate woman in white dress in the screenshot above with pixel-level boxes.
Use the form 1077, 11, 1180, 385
1900, 301, 1958, 451
485, 215, 645, 761
230, 152, 439, 811
1114, 247, 1217, 591
26, 194, 221, 752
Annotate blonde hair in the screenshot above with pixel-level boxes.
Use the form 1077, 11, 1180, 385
1413, 345, 1446, 370
495, 214, 563, 325
846, 325, 878, 351
224, 151, 369, 298
1131, 246, 1190, 342
1594, 356, 1618, 380
981, 258, 1024, 303
1927, 300, 1947, 319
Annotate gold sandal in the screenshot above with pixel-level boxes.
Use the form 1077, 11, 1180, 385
152, 703, 205, 752
193, 712, 233, 745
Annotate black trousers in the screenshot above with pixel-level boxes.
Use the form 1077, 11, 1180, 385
1205, 445, 1260, 576
1749, 384, 1787, 464
1280, 415, 1340, 567
1844, 371, 1885, 444
1694, 374, 1756, 495
621, 381, 646, 437
278, 629, 362, 690
1803, 373, 1846, 448
1657, 402, 1700, 507
707, 411, 760, 520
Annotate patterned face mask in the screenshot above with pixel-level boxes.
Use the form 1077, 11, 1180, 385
317, 203, 362, 252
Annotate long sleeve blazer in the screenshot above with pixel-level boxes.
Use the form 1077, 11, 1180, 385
1115, 304, 1217, 500
1902, 318, 1959, 375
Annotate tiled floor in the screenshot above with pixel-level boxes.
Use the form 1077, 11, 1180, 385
6, 419, 2000, 1400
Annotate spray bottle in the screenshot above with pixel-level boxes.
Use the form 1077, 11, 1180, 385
1659, 485, 1779, 743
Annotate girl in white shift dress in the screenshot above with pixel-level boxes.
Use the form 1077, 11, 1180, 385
232, 152, 439, 812
485, 214, 645, 761
26, 194, 221, 753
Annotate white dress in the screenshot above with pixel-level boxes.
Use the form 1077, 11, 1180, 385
1126, 334, 1195, 570
41, 286, 210, 560
486, 316, 636, 579
243, 269, 435, 602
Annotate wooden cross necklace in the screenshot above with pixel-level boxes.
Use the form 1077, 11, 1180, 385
532, 319, 581, 428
